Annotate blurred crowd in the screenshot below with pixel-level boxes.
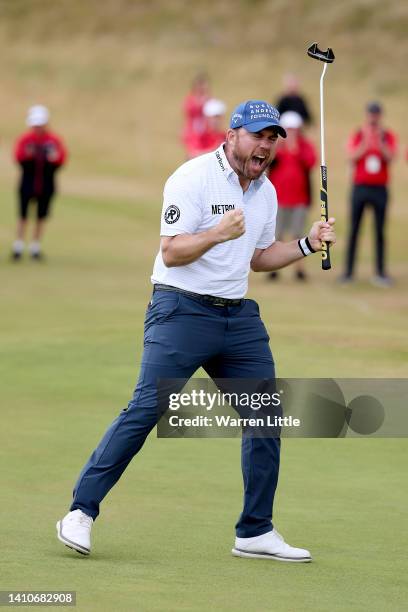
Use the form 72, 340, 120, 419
5, 72, 405, 287
180, 72, 402, 286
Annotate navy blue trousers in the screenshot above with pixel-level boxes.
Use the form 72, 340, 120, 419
71, 289, 280, 538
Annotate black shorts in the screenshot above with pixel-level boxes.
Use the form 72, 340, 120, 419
19, 192, 54, 220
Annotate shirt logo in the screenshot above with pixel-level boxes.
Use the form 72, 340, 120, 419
248, 103, 280, 121
211, 204, 235, 215
164, 204, 180, 224
215, 150, 225, 171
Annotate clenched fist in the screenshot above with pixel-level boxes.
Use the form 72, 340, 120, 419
214, 209, 246, 243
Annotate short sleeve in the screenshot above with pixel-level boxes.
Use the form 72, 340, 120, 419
256, 184, 277, 249
347, 130, 362, 154
160, 174, 203, 236
385, 130, 398, 154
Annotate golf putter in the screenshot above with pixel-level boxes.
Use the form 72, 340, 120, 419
307, 43, 335, 270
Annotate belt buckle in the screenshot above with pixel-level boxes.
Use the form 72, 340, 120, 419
212, 299, 226, 307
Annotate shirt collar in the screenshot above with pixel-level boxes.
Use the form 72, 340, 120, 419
214, 144, 266, 189
214, 144, 234, 179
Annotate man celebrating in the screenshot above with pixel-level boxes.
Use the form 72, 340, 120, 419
57, 100, 335, 563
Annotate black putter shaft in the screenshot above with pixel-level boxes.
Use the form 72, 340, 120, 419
307, 43, 335, 270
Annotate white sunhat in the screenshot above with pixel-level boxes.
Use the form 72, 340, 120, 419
279, 111, 303, 130
203, 98, 227, 118
26, 105, 50, 127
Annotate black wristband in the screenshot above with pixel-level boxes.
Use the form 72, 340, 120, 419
298, 236, 316, 257
305, 236, 316, 253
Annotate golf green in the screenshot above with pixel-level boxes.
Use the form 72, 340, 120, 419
1, 189, 406, 611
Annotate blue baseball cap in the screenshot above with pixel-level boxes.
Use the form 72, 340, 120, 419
230, 100, 287, 138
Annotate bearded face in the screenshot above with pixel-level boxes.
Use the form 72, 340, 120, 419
227, 127, 279, 183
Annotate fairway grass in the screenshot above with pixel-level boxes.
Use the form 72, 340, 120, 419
1, 187, 407, 611
1, 2, 407, 607
1, 435, 407, 612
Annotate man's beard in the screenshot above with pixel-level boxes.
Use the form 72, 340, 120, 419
233, 149, 268, 179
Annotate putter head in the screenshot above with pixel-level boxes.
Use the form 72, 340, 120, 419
307, 43, 335, 63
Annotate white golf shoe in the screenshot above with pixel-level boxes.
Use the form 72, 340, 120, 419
56, 509, 93, 555
232, 528, 312, 563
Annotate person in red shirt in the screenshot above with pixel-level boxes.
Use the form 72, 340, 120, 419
12, 105, 67, 260
268, 111, 317, 280
341, 102, 397, 286
187, 98, 226, 158
181, 73, 210, 159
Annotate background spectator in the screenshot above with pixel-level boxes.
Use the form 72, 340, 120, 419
187, 98, 227, 158
275, 73, 313, 126
181, 73, 210, 159
341, 101, 398, 286
268, 111, 317, 281
11, 105, 67, 261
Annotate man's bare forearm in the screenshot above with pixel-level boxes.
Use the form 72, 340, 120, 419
161, 229, 221, 267
348, 144, 367, 162
379, 143, 395, 162
251, 240, 305, 272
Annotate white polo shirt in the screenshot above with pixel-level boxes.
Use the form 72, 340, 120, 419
151, 144, 277, 299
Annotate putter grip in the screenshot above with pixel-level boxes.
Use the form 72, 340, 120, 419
320, 165, 331, 270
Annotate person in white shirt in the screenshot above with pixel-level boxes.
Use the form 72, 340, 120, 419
57, 100, 336, 563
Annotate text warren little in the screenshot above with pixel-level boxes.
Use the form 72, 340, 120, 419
168, 415, 301, 427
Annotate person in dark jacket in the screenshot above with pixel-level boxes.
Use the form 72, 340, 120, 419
11, 105, 67, 260
275, 74, 313, 126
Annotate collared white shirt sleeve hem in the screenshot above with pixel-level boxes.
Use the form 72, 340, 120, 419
160, 174, 203, 236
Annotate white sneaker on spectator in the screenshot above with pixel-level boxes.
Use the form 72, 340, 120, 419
56, 509, 93, 555
371, 275, 392, 288
232, 528, 312, 562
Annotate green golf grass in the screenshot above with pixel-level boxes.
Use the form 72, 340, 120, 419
1, 187, 407, 611
1, 2, 408, 608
